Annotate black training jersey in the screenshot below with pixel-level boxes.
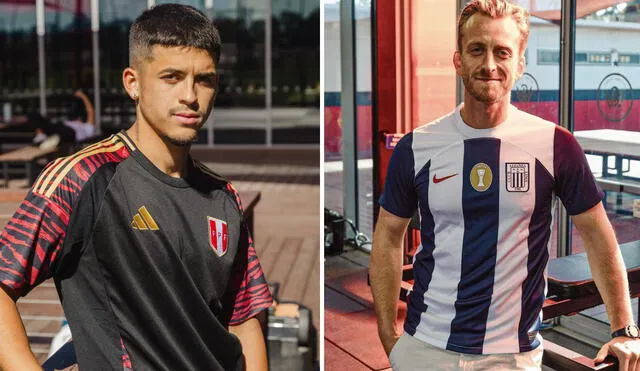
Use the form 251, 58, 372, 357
0, 132, 273, 370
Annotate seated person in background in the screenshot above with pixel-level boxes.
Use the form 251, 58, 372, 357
62, 89, 96, 142
33, 90, 96, 147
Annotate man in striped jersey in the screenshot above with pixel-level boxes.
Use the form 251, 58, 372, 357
0, 4, 272, 370
370, 1, 640, 370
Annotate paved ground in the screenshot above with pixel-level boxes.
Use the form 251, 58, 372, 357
0, 147, 320, 365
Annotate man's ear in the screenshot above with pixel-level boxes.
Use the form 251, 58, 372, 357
122, 67, 140, 101
516, 53, 525, 80
453, 51, 463, 77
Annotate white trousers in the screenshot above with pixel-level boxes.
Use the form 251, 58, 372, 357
388, 333, 544, 371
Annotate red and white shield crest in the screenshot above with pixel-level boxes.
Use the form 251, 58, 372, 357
207, 216, 228, 257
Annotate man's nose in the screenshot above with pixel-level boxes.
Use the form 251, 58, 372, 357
180, 80, 197, 106
482, 53, 497, 73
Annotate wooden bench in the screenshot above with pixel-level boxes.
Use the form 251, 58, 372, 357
0, 146, 58, 188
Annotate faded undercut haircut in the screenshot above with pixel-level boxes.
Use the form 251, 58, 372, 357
457, 0, 530, 56
129, 3, 221, 67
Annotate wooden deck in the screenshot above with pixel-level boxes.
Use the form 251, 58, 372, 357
0, 156, 320, 364
325, 247, 392, 371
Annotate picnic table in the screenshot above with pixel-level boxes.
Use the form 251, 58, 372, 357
0, 145, 58, 188
574, 129, 640, 179
574, 129, 640, 213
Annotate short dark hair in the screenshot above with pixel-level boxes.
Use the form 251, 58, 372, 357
129, 4, 221, 67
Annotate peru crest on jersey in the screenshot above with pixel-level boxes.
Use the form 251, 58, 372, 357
208, 216, 228, 257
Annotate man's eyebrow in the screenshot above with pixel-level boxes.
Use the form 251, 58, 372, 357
158, 68, 183, 75
495, 44, 513, 52
466, 41, 485, 48
196, 71, 218, 79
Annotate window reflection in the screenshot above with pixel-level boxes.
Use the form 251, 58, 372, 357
573, 0, 640, 243
1, 0, 318, 145
44, 0, 92, 91
1, 2, 39, 116
98, 0, 147, 133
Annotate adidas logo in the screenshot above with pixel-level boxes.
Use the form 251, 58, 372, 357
131, 206, 159, 231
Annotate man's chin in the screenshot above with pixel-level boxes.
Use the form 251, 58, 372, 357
469, 88, 506, 104
161, 132, 198, 147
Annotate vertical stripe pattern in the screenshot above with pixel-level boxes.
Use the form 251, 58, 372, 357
483, 142, 535, 353
518, 159, 554, 351
405, 161, 433, 335
446, 138, 500, 353
413, 143, 465, 349
397, 107, 564, 354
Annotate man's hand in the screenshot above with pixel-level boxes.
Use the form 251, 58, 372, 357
73, 90, 86, 98
595, 337, 640, 371
380, 330, 401, 356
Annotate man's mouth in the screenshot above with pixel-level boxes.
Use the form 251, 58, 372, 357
173, 113, 201, 125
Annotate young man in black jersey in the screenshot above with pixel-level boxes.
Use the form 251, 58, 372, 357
0, 4, 272, 370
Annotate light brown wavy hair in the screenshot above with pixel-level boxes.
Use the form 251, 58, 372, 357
457, 0, 530, 56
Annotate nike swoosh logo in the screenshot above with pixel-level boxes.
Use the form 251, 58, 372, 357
433, 173, 458, 183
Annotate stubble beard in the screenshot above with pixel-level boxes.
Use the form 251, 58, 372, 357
161, 131, 199, 147
462, 73, 505, 104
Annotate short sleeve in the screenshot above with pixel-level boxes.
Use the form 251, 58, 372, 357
0, 192, 69, 300
224, 184, 273, 325
379, 133, 418, 218
553, 127, 604, 215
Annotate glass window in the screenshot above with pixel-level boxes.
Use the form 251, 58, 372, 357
271, 0, 320, 144
156, 0, 203, 6
587, 52, 610, 64
619, 53, 640, 64
0, 1, 39, 117
537, 49, 559, 64
513, 8, 561, 257
574, 0, 640, 241
355, 0, 373, 242
43, 0, 94, 125
209, 3, 268, 144
99, 0, 147, 134
576, 52, 588, 63
323, 0, 343, 217
572, 0, 640, 326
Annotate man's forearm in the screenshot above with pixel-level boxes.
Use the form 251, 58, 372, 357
75, 91, 95, 125
0, 288, 41, 370
229, 316, 268, 371
584, 237, 634, 330
576, 206, 634, 331
369, 227, 404, 339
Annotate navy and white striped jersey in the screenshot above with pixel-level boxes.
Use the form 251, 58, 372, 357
380, 105, 603, 355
